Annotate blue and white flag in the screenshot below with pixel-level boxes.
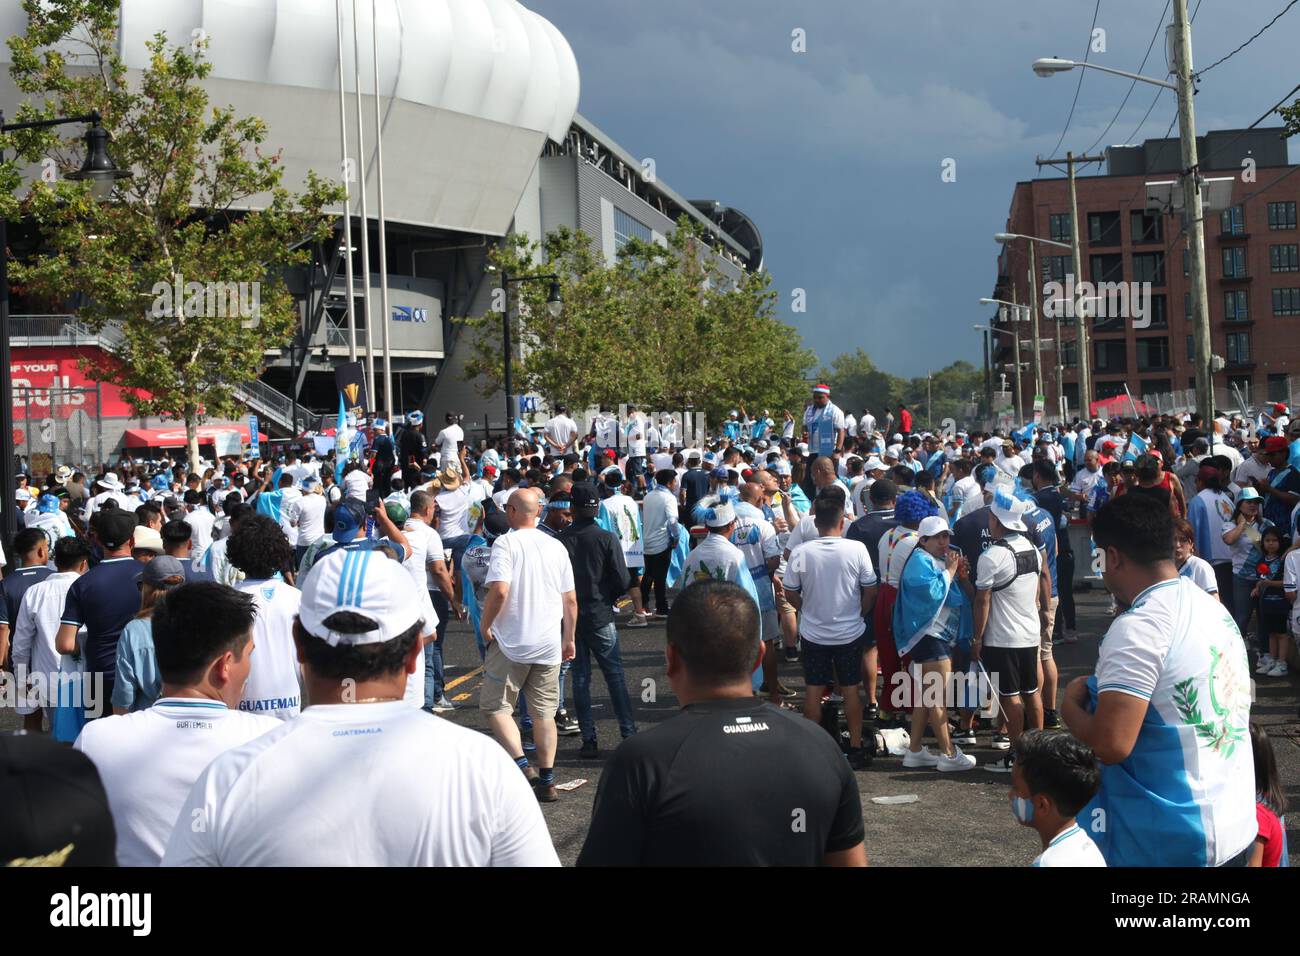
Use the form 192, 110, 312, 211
1012, 421, 1036, 445
1122, 431, 1149, 463
664, 524, 691, 588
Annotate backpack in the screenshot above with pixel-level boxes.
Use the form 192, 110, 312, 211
989, 535, 1040, 591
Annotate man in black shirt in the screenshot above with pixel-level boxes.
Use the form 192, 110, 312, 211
561, 483, 637, 757
1031, 459, 1076, 646
679, 453, 710, 527
577, 579, 867, 867
845, 479, 898, 721
0, 528, 53, 665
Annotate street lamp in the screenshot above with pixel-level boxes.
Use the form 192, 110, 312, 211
0, 110, 131, 562
488, 266, 564, 433
995, 232, 1077, 416
1033, 0, 1213, 420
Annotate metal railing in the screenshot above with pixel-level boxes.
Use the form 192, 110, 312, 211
14, 313, 309, 434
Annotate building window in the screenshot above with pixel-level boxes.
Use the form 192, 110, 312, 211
1270, 244, 1299, 272
613, 208, 652, 250
1140, 378, 1172, 396
1087, 211, 1121, 246
1130, 210, 1163, 243
1222, 247, 1247, 279
1094, 380, 1127, 400
1049, 213, 1071, 244
1048, 255, 1070, 283
1183, 248, 1190, 277
1136, 336, 1170, 371
1186, 335, 1195, 361
1268, 201, 1296, 231
1221, 205, 1245, 236
1184, 292, 1192, 321
1268, 373, 1291, 404
1146, 294, 1168, 327
1132, 252, 1165, 286
1094, 340, 1127, 372
1273, 288, 1300, 316
1090, 253, 1123, 284
1228, 375, 1253, 404
1224, 289, 1249, 321
1060, 339, 1077, 369
1226, 332, 1250, 365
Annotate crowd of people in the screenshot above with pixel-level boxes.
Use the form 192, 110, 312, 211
0, 384, 1294, 868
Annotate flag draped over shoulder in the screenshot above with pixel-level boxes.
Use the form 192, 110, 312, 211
1122, 431, 1149, 463
893, 548, 963, 658
664, 524, 691, 588
733, 560, 765, 693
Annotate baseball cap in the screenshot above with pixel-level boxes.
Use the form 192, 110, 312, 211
1236, 486, 1263, 503
131, 527, 164, 554
36, 494, 59, 515
571, 483, 601, 516
772, 460, 792, 477
694, 494, 736, 527
863, 457, 886, 471
711, 466, 729, 480
917, 515, 949, 538
0, 734, 117, 866
331, 498, 367, 543
483, 511, 511, 539
298, 547, 424, 647
384, 500, 409, 527
795, 442, 809, 455
136, 554, 185, 586
1261, 436, 1289, 454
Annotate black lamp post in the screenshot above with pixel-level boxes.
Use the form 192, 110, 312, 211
495, 270, 562, 435
0, 111, 130, 564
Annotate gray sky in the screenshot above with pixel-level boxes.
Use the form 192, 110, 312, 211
526, 0, 1298, 378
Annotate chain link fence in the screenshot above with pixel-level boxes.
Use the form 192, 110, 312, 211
1141, 375, 1299, 418
14, 386, 104, 479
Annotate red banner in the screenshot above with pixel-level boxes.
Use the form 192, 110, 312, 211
11, 346, 149, 419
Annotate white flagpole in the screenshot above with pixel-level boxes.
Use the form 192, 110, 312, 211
351, 0, 375, 411
335, 0, 356, 362
372, 0, 393, 425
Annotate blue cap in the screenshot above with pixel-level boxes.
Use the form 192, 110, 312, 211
711, 467, 729, 480
151, 474, 170, 491
332, 498, 367, 543
37, 493, 59, 514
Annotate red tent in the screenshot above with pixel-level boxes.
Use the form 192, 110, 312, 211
1088, 394, 1152, 419
122, 425, 267, 448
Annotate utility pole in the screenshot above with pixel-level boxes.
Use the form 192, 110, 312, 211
1028, 241, 1042, 398
1172, 0, 1214, 420
926, 371, 932, 431
1035, 150, 1105, 420
983, 330, 993, 424
1003, 304, 1024, 423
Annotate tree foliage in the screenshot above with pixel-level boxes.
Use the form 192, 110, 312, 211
456, 218, 815, 424
3, 0, 343, 469
817, 348, 983, 430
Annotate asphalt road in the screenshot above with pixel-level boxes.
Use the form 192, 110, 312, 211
5, 586, 1297, 867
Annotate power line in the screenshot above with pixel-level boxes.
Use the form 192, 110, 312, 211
1194, 0, 1299, 78
1084, 0, 1170, 155
1046, 0, 1104, 161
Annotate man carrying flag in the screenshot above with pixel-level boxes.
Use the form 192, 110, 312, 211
802, 384, 846, 490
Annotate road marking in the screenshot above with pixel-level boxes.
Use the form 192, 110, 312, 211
444, 666, 483, 691
452, 692, 472, 702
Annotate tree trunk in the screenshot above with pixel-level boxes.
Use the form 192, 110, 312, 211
185, 412, 200, 476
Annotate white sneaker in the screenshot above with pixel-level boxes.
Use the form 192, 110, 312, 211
937, 747, 978, 772
1266, 662, 1289, 678
626, 613, 649, 628
902, 746, 940, 769
1256, 655, 1275, 675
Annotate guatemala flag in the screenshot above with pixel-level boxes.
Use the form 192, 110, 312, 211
664, 524, 691, 588
1123, 431, 1149, 463
1012, 421, 1036, 445
334, 391, 351, 484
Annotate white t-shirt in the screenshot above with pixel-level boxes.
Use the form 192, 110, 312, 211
235, 578, 303, 720
1178, 554, 1219, 595
601, 493, 644, 569
277, 487, 302, 547
436, 487, 473, 539
1032, 825, 1107, 867
186, 506, 215, 557
485, 527, 574, 664
74, 698, 278, 866
403, 518, 446, 592
974, 535, 1041, 648
593, 414, 620, 448
878, 526, 919, 588
1093, 577, 1254, 866
435, 424, 464, 466
626, 417, 648, 457
784, 537, 876, 646
159, 702, 560, 867
287, 493, 327, 546
543, 415, 578, 453
950, 474, 982, 516
1283, 548, 1300, 633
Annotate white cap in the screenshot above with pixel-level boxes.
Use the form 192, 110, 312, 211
299, 547, 425, 646
98, 471, 123, 490
917, 515, 949, 538
989, 487, 1029, 532
796, 442, 809, 454
891, 433, 903, 443
863, 457, 886, 471
14, 488, 31, 502
885, 444, 903, 459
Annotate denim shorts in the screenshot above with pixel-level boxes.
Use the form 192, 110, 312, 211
802, 636, 864, 687
910, 635, 951, 664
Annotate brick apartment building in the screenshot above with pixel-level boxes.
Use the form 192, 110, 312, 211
991, 127, 1298, 419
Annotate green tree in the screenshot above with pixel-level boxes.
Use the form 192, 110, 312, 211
816, 348, 904, 419
457, 218, 814, 425
4, 0, 342, 471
